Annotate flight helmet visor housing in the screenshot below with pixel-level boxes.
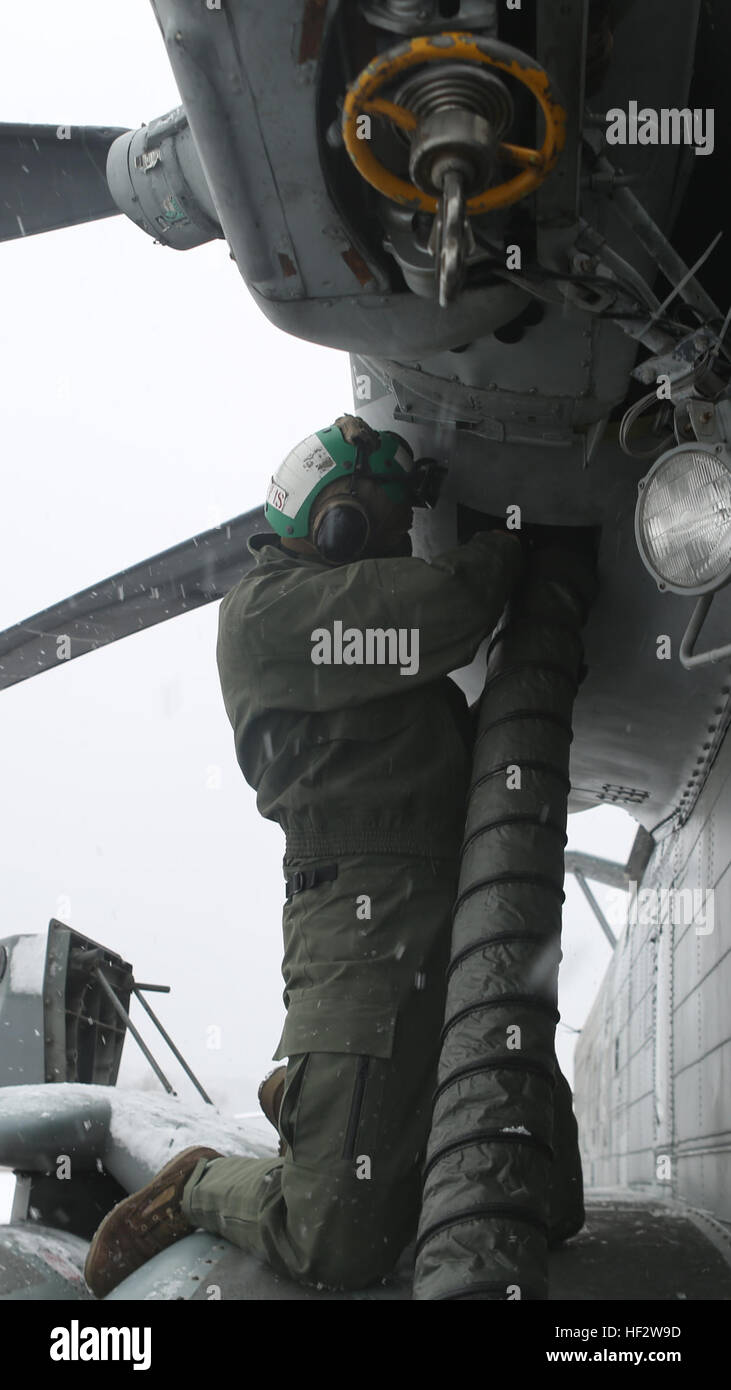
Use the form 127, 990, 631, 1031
264, 422, 444, 544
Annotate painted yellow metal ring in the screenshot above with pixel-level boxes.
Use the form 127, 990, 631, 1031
341, 32, 567, 214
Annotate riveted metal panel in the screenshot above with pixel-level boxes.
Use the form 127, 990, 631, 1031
576, 717, 731, 1221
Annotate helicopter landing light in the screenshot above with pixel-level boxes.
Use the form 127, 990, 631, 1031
635, 443, 731, 596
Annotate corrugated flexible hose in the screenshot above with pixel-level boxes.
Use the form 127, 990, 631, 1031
413, 547, 597, 1301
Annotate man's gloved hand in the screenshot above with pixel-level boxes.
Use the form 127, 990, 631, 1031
482, 524, 532, 559
528, 524, 599, 571
334, 413, 381, 452
527, 546, 599, 627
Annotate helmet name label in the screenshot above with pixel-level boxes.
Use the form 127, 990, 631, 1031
266, 480, 289, 513
266, 433, 340, 532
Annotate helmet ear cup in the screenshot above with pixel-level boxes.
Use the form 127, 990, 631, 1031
313, 496, 370, 563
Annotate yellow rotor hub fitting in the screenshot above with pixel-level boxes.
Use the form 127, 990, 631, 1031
341, 32, 567, 215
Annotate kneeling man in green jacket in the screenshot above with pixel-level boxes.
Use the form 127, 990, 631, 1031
85, 413, 583, 1296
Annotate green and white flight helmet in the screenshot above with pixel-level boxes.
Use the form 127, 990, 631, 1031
264, 422, 418, 541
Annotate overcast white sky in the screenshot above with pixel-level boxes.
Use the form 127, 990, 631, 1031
0, 1, 636, 1220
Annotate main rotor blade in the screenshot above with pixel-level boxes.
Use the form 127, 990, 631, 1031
0, 123, 128, 242
0, 508, 265, 692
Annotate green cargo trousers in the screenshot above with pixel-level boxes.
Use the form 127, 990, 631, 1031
181, 855, 583, 1291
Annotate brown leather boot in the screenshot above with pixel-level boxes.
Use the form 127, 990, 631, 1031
84, 1145, 221, 1298
258, 1065, 287, 1156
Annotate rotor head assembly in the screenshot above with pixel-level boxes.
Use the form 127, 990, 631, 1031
399, 63, 514, 198
341, 32, 566, 306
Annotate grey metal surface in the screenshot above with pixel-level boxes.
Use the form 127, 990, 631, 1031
0, 935, 48, 1087
106, 106, 222, 250
359, 1, 497, 37
360, 339, 632, 439
548, 1194, 731, 1301
249, 280, 532, 356
1, 922, 133, 1089
44, 922, 132, 1086
0, 1083, 274, 1193
106, 1194, 731, 1300
584, 0, 701, 237
106, 1232, 414, 1301
0, 1225, 93, 1301
3, 1191, 726, 1301
575, 718, 731, 1224
150, 0, 387, 302
0, 1088, 113, 1173
143, 1, 567, 355
535, 0, 587, 230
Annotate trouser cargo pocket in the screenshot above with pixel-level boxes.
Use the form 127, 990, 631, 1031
278, 1049, 388, 1170
273, 991, 396, 1171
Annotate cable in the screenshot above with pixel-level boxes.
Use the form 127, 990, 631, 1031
708, 302, 731, 371
619, 357, 714, 459
472, 233, 649, 309
472, 245, 695, 334
618, 389, 675, 460
644, 230, 724, 332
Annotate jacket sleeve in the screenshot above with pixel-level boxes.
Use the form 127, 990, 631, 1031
220, 530, 524, 710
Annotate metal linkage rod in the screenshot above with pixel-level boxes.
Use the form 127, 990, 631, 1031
573, 870, 617, 948
564, 850, 626, 889
602, 160, 722, 325
132, 986, 213, 1105
94, 968, 176, 1097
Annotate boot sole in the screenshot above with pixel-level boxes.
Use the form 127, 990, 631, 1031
84, 1145, 221, 1298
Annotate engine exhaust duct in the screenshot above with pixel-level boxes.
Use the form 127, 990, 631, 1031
413, 549, 596, 1300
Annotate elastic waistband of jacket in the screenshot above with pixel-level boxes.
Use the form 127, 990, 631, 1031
284, 829, 463, 862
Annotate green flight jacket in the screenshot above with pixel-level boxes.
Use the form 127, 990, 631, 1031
216, 530, 524, 864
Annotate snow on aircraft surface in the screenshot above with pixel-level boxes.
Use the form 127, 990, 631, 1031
1, 0, 730, 1301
